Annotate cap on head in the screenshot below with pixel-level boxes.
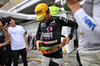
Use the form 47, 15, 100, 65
35, 3, 48, 21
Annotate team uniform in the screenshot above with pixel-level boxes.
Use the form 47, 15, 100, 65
0, 30, 8, 65
74, 0, 100, 65
8, 25, 28, 66
36, 16, 78, 66
49, 6, 60, 16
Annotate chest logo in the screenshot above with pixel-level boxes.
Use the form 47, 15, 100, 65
50, 20, 56, 25
46, 27, 53, 32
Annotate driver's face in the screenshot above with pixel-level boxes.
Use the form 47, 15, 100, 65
41, 13, 49, 23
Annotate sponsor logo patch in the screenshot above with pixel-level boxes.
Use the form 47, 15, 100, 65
83, 16, 96, 31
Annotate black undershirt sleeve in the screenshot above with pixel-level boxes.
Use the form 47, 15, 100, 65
36, 23, 41, 41
59, 17, 78, 39
66, 20, 78, 39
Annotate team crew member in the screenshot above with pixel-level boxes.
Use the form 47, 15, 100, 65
66, 0, 100, 66
8, 17, 29, 66
49, 1, 61, 16
0, 19, 10, 66
35, 3, 78, 66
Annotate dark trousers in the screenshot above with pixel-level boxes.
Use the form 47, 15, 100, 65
12, 48, 28, 66
76, 50, 82, 66
0, 50, 8, 65
6, 45, 12, 66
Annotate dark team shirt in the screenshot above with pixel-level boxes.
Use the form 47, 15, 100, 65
36, 16, 78, 58
0, 30, 5, 52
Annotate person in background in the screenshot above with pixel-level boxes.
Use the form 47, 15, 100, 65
0, 17, 10, 66
32, 35, 36, 50
49, 1, 61, 16
27, 35, 32, 46
35, 3, 78, 66
8, 17, 29, 66
66, 0, 100, 66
